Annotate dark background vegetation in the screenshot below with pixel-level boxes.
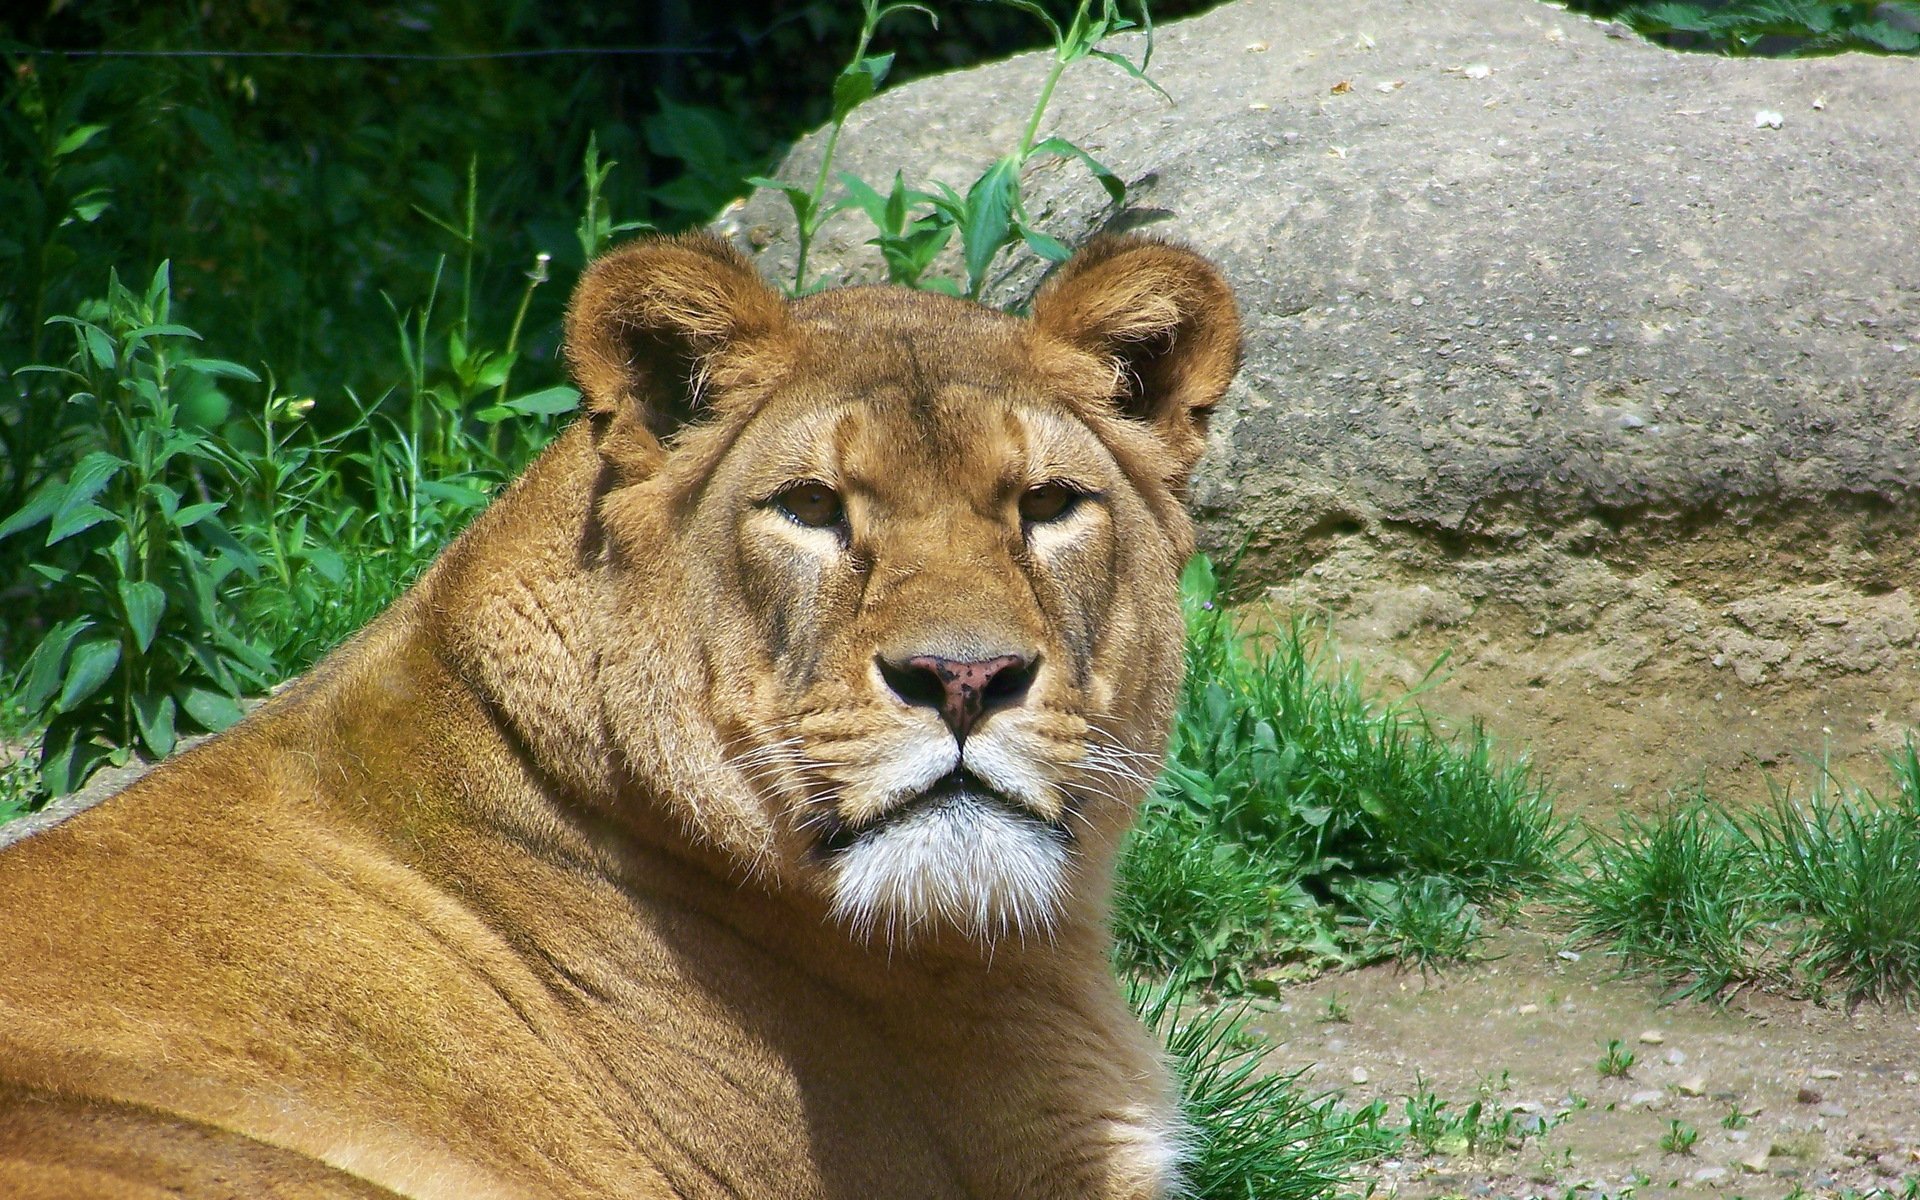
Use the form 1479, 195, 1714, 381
1, 0, 1222, 407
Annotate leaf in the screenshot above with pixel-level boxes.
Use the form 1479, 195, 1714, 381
133, 692, 178, 759
304, 545, 347, 585
836, 171, 891, 227
0, 479, 63, 541
47, 502, 115, 545
961, 157, 1020, 295
82, 323, 115, 370
118, 579, 167, 652
746, 176, 816, 228
180, 357, 261, 383
419, 478, 489, 510
995, 0, 1065, 43
1028, 136, 1127, 205
53, 123, 108, 159
1090, 48, 1173, 104
502, 385, 580, 416
830, 53, 894, 123
123, 323, 199, 341
51, 450, 128, 521
181, 687, 244, 732
38, 724, 109, 797
1017, 221, 1072, 263
19, 618, 89, 712
57, 636, 122, 713
172, 501, 223, 528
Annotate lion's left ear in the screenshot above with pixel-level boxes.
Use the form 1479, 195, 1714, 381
564, 232, 791, 478
1029, 236, 1241, 481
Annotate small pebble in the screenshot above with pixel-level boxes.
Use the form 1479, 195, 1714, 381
1677, 1076, 1707, 1097
1692, 1166, 1729, 1185
1350, 1066, 1369, 1084
1809, 1067, 1842, 1080
1517, 1003, 1540, 1016
1754, 109, 1784, 129
1816, 1102, 1848, 1119
1738, 1150, 1771, 1173
1629, 1089, 1665, 1107
1638, 1030, 1665, 1045
1665, 1049, 1688, 1066
1903, 1072, 1918, 1085
1557, 950, 1582, 962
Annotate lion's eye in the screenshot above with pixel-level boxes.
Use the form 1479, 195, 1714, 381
773, 482, 845, 529
1019, 482, 1081, 524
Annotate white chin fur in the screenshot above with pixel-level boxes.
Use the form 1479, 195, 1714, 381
829, 799, 1070, 945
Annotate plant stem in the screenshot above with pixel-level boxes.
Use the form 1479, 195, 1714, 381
1019, 52, 1072, 159
795, 10, 880, 292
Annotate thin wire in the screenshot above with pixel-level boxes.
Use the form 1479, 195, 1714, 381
17, 46, 718, 61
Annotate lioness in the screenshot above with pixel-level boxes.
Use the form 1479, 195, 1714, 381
0, 232, 1240, 1199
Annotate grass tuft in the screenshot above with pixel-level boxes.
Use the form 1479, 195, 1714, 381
1564, 797, 1761, 1000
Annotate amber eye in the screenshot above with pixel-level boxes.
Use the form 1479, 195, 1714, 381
1019, 481, 1081, 524
773, 481, 845, 529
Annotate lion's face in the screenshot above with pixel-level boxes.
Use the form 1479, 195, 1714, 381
565, 236, 1239, 947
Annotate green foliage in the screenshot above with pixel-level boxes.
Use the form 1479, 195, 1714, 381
1563, 740, 1920, 1003
1746, 755, 1920, 1001
1399, 1072, 1559, 1158
1560, 0, 1920, 55
0, 264, 272, 793
1660, 1119, 1700, 1156
1114, 554, 1567, 990
1564, 797, 1763, 1000
1134, 983, 1398, 1200
754, 0, 1158, 298
748, 0, 938, 294
1596, 1038, 1637, 1078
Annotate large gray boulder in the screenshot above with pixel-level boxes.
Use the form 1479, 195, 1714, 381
724, 0, 1920, 808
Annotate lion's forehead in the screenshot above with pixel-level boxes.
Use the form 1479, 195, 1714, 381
735, 382, 1111, 498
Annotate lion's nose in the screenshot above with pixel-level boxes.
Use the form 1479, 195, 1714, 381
878, 652, 1037, 742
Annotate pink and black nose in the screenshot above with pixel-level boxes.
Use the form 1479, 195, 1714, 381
879, 653, 1037, 742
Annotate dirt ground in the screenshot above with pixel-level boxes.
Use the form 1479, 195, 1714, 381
1257, 927, 1920, 1200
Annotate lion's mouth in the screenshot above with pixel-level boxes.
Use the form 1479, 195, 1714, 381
814, 770, 1064, 857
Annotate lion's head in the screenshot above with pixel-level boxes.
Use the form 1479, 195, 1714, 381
527, 233, 1238, 947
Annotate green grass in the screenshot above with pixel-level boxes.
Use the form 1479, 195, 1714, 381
1134, 984, 1399, 1199
1562, 741, 1920, 1003
1114, 554, 1567, 990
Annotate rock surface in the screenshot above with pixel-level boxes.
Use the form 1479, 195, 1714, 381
725, 0, 1920, 809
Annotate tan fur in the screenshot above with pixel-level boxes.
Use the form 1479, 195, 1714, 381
0, 233, 1241, 1199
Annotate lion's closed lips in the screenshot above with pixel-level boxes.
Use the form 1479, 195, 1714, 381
0, 231, 1240, 1199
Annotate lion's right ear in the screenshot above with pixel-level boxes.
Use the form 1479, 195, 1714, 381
564, 233, 790, 473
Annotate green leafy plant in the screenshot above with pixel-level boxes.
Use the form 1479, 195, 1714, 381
1596, 1038, 1636, 1079
755, 0, 1161, 298
1660, 1119, 1699, 1156
1, 264, 272, 793
750, 0, 939, 294
920, 0, 1153, 298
